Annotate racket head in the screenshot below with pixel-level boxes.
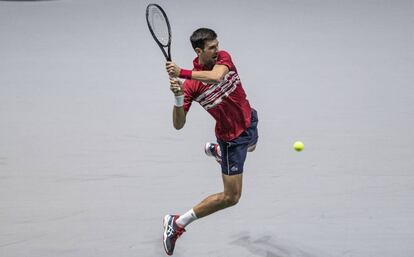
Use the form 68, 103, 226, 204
146, 3, 172, 61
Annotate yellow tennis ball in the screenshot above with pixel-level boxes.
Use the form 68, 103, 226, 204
293, 141, 304, 151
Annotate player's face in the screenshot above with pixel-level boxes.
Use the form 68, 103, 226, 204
198, 39, 219, 68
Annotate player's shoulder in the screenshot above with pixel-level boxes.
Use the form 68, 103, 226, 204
183, 78, 205, 98
218, 50, 232, 58
183, 78, 193, 87
217, 50, 236, 70
183, 78, 198, 90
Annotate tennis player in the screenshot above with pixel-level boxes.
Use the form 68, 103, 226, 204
163, 28, 258, 255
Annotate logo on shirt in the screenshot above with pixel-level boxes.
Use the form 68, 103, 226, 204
195, 71, 240, 110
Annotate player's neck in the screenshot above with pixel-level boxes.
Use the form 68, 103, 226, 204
198, 59, 214, 70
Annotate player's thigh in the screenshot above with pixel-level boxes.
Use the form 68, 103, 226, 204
222, 173, 243, 198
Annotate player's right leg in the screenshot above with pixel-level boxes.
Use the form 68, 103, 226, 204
192, 173, 243, 218
163, 215, 186, 255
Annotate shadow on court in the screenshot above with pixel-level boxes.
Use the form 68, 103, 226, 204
230, 232, 330, 257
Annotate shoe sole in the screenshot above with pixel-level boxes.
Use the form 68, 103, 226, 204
163, 215, 173, 255
204, 142, 213, 156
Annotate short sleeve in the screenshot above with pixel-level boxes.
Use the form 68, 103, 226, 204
216, 50, 235, 71
182, 79, 193, 113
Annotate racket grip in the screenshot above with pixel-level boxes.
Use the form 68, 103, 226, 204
179, 69, 192, 79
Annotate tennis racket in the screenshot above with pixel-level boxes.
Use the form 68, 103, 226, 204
146, 4, 172, 61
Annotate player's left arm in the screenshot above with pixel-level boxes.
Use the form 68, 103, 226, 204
166, 62, 229, 83
190, 65, 229, 83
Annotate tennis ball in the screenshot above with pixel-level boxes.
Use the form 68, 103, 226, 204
293, 141, 304, 152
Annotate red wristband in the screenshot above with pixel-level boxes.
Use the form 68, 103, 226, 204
179, 69, 192, 79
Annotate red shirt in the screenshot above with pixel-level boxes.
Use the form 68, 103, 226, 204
183, 50, 252, 141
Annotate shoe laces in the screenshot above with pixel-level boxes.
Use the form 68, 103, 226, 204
172, 225, 186, 241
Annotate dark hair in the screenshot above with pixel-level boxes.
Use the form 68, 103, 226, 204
190, 28, 217, 50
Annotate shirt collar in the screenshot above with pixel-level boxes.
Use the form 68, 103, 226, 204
192, 56, 204, 71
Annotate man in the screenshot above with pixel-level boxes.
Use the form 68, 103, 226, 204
163, 28, 258, 255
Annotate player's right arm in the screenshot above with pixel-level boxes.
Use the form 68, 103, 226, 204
170, 78, 186, 130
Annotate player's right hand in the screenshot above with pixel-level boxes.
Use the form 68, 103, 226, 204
170, 77, 183, 96
166, 61, 180, 77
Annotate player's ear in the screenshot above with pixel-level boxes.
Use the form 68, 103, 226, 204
195, 47, 203, 56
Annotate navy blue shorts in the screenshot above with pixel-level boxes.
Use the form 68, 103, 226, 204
217, 108, 259, 176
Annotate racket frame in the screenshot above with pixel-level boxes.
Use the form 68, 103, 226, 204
146, 3, 172, 61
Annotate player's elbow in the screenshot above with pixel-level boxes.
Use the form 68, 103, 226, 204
173, 123, 184, 130
211, 74, 223, 83
172, 108, 186, 130
209, 71, 225, 83
173, 120, 185, 130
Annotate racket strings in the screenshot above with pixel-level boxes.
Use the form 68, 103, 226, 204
147, 6, 170, 46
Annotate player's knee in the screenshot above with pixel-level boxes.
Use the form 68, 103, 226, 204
223, 192, 241, 207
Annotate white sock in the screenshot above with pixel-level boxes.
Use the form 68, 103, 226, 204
176, 209, 198, 228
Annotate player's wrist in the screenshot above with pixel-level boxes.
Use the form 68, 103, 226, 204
174, 94, 184, 107
179, 69, 192, 79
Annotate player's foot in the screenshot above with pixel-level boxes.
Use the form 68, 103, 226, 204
163, 215, 186, 255
204, 142, 222, 163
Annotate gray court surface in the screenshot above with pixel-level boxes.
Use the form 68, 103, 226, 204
1, 1, 413, 256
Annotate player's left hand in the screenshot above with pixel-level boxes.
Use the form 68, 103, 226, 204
170, 77, 183, 96
166, 61, 180, 77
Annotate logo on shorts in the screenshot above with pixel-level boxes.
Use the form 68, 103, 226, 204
231, 166, 238, 172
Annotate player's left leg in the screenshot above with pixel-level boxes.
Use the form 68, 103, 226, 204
191, 173, 242, 218
206, 108, 258, 159
246, 108, 259, 152
162, 174, 242, 255
205, 142, 222, 163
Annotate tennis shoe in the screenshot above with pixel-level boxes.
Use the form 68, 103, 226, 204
204, 142, 222, 164
163, 215, 186, 255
